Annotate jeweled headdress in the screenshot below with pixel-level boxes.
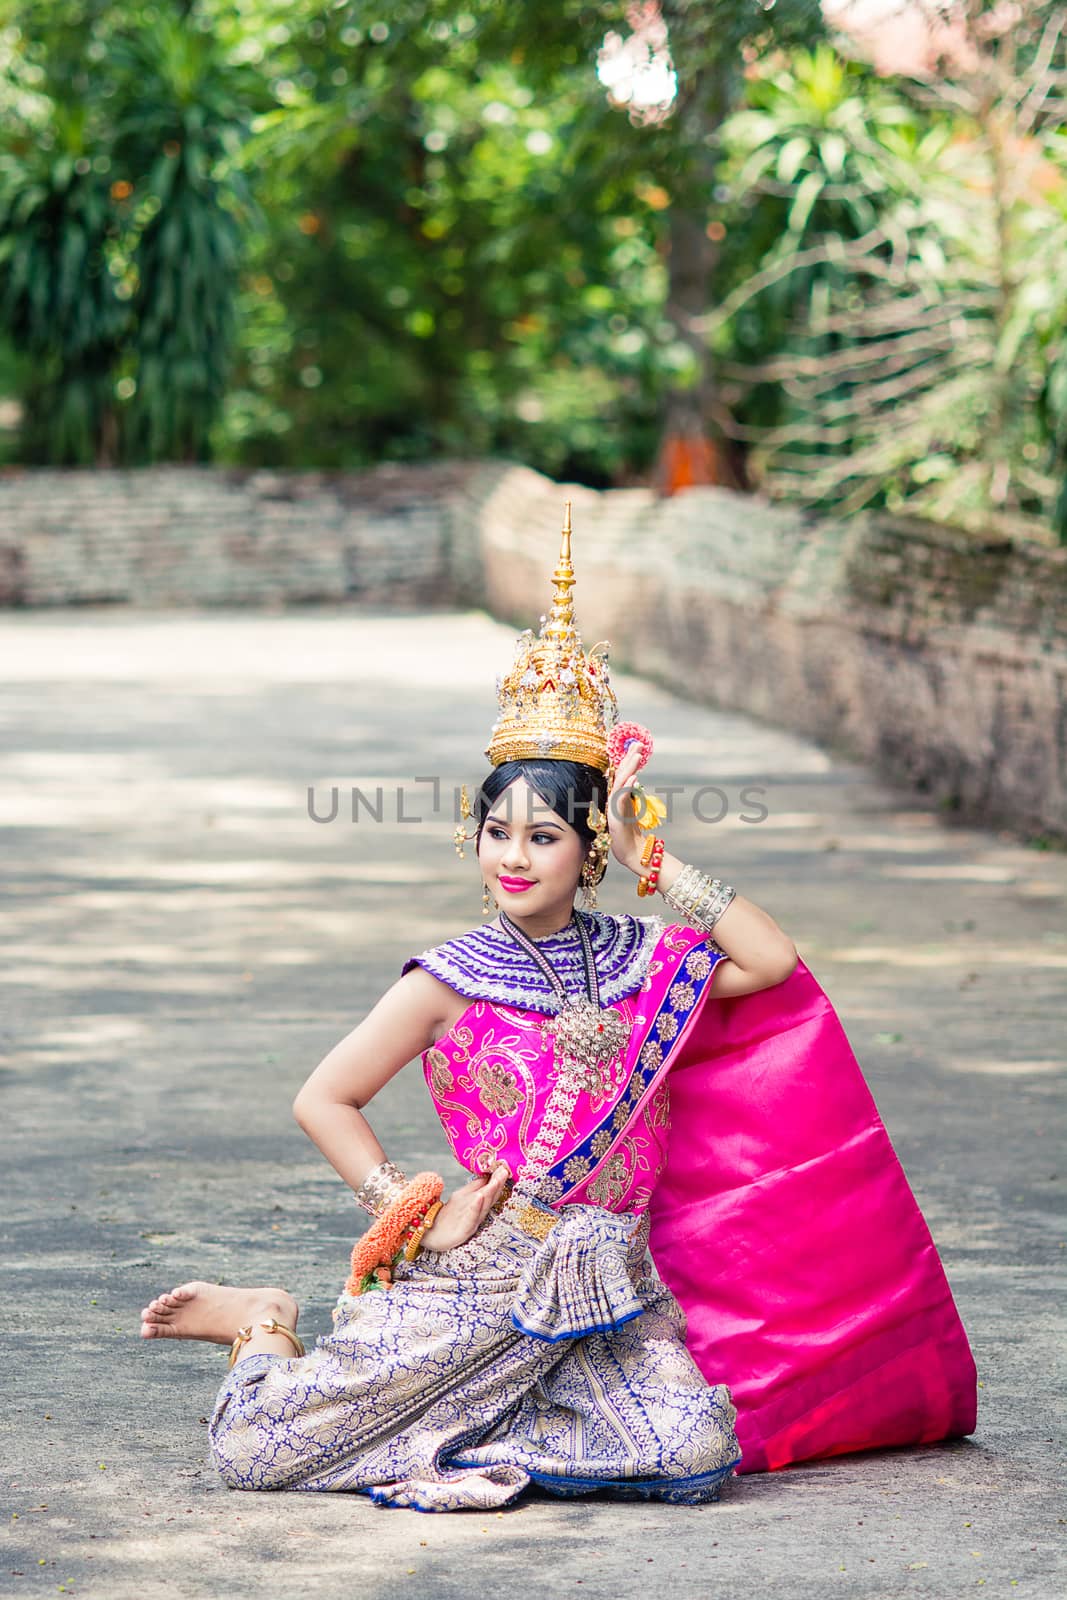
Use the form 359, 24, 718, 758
485, 504, 619, 773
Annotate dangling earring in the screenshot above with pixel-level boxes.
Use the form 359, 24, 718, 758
454, 783, 477, 858
579, 850, 599, 910
482, 880, 493, 916
580, 797, 610, 910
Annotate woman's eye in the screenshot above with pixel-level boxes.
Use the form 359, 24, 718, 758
487, 827, 555, 844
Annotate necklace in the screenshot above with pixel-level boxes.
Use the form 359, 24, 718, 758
497, 909, 632, 1095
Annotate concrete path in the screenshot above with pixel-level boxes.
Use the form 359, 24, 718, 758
2, 608, 1064, 1600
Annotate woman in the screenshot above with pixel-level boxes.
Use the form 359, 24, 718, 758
141, 509, 977, 1510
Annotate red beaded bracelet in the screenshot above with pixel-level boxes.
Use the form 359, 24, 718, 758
637, 837, 665, 897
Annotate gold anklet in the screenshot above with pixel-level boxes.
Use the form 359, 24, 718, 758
228, 1318, 306, 1368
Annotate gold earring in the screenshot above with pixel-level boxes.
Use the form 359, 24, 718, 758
579, 867, 596, 911
482, 880, 492, 915
579, 847, 602, 911
580, 798, 610, 911
454, 783, 477, 858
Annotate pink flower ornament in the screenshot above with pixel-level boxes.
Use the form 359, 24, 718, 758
607, 721, 653, 772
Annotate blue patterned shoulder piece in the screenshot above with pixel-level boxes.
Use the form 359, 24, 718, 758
401, 910, 665, 1013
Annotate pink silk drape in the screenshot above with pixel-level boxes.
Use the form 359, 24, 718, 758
648, 957, 978, 1473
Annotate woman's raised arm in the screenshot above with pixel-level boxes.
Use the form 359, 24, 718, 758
292, 965, 456, 1194
607, 742, 798, 999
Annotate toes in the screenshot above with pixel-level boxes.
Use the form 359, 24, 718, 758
159, 1288, 194, 1309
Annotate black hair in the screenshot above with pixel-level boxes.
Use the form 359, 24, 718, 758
474, 759, 608, 855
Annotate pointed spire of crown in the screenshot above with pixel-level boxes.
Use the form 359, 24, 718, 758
484, 503, 618, 772
543, 501, 575, 642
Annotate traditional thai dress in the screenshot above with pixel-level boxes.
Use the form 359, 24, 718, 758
208, 911, 976, 1510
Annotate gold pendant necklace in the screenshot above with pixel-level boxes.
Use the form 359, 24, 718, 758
551, 995, 632, 1094
498, 910, 632, 1095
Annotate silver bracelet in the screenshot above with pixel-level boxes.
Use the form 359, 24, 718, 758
661, 862, 736, 933
353, 1158, 409, 1218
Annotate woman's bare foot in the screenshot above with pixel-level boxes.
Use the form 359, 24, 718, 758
140, 1281, 298, 1346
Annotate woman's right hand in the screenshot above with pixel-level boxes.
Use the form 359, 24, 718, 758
420, 1164, 511, 1252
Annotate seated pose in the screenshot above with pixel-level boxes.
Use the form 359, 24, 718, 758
141, 510, 977, 1512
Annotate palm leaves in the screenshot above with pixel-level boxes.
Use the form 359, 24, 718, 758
712, 25, 1067, 539
0, 104, 127, 462
111, 12, 257, 461
0, 3, 258, 462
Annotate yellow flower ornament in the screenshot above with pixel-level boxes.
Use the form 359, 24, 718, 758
630, 782, 668, 831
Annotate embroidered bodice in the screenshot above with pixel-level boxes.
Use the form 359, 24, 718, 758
401, 910, 664, 1013
404, 922, 728, 1217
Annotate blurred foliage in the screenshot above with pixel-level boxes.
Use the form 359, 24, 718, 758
222, 4, 668, 480
0, 0, 821, 480
110, 11, 260, 460
0, 0, 262, 462
218, 0, 821, 481
0, 0, 1064, 541
0, 119, 126, 463
712, 13, 1067, 538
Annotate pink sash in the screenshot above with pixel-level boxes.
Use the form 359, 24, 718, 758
647, 957, 978, 1472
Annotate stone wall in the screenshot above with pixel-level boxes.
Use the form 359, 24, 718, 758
472, 468, 1067, 841
0, 462, 476, 608
2, 459, 1064, 839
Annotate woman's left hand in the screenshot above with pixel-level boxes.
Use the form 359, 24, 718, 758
419, 1164, 511, 1253
606, 742, 652, 874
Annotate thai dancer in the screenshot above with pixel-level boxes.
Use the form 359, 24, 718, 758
141, 507, 976, 1510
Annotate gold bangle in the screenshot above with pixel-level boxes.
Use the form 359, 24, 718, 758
404, 1199, 444, 1262
353, 1158, 409, 1218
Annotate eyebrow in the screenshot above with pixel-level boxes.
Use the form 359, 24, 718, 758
485, 815, 564, 831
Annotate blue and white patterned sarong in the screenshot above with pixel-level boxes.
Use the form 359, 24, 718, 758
209, 1205, 741, 1511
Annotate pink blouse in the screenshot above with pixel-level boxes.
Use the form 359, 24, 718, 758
420, 928, 727, 1215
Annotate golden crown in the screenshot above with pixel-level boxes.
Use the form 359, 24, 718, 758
485, 503, 618, 773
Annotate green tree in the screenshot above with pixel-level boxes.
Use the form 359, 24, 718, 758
710, 8, 1067, 538
110, 6, 262, 461
0, 0, 262, 463
213, 0, 823, 481
218, 3, 669, 478
0, 5, 126, 461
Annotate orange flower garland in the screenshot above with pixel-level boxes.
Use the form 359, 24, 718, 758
345, 1172, 444, 1296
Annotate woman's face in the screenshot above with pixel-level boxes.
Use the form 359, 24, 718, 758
477, 777, 587, 931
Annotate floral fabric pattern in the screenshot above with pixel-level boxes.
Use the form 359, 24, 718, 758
473, 1058, 523, 1116
209, 1210, 740, 1511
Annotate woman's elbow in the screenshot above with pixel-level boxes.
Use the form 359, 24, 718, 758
751, 942, 798, 990
292, 1083, 319, 1130
293, 1079, 363, 1130
770, 943, 800, 985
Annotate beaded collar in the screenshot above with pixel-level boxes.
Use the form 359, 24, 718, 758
401, 910, 664, 1014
